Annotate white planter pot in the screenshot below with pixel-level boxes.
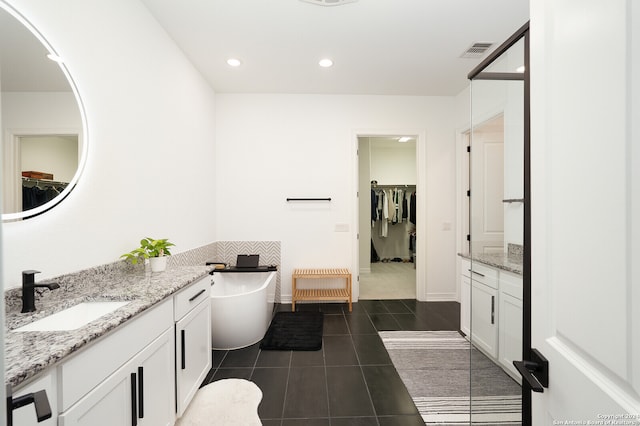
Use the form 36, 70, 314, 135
149, 256, 167, 272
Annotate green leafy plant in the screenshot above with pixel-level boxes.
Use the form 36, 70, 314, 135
121, 237, 175, 264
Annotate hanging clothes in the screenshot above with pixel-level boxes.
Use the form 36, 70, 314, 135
371, 189, 378, 227
402, 192, 409, 221
410, 192, 417, 224
380, 190, 389, 237
386, 189, 395, 224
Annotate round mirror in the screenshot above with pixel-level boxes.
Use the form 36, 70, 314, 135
1, 2, 87, 221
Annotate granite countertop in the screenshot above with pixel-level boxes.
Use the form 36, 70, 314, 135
459, 252, 523, 275
4, 264, 214, 388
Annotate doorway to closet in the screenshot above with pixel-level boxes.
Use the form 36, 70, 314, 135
358, 136, 417, 300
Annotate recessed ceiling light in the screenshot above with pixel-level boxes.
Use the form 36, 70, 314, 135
319, 58, 334, 68
226, 58, 242, 67
47, 53, 63, 63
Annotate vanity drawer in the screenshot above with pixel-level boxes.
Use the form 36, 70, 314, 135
58, 298, 173, 411
174, 275, 212, 321
467, 262, 498, 289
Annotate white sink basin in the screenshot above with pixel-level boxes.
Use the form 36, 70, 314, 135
13, 301, 130, 332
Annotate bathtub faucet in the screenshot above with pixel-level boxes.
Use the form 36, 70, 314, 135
21, 270, 60, 313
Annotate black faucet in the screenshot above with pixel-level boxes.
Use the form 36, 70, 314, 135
21, 270, 60, 313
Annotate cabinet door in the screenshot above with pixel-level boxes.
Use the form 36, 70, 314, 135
59, 328, 174, 426
137, 328, 175, 426
471, 280, 498, 358
498, 291, 523, 382
58, 365, 132, 426
12, 370, 57, 426
176, 300, 212, 417
460, 274, 471, 337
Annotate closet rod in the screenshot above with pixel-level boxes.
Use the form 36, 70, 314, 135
22, 177, 68, 187
371, 184, 416, 188
286, 197, 331, 202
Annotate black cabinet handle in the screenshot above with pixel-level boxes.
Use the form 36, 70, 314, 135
469, 269, 485, 278
137, 367, 144, 419
130, 373, 137, 426
491, 296, 495, 325
181, 329, 186, 370
513, 348, 549, 393
188, 289, 206, 302
7, 387, 52, 425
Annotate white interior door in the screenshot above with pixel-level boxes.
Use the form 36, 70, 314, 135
530, 0, 640, 421
471, 115, 504, 254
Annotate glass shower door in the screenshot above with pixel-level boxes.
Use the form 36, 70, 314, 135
469, 33, 526, 425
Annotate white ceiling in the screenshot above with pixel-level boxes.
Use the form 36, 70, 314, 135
141, 0, 530, 96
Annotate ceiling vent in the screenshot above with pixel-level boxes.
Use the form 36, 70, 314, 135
460, 42, 494, 58
299, 0, 358, 6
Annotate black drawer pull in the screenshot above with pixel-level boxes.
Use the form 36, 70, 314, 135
130, 373, 137, 426
189, 289, 206, 302
138, 366, 144, 419
469, 269, 485, 278
181, 329, 186, 370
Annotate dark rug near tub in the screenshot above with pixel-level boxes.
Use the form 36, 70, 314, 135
260, 312, 324, 351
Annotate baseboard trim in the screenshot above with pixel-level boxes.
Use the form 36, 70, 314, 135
425, 292, 458, 302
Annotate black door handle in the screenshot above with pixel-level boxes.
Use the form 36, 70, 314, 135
7, 387, 52, 425
513, 348, 549, 393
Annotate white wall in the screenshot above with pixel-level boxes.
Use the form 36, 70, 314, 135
21, 135, 78, 182
1, 0, 217, 288
370, 140, 417, 185
2, 92, 81, 213
215, 94, 458, 301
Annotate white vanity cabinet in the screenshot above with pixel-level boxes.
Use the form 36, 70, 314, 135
11, 370, 57, 426
58, 328, 174, 426
498, 270, 523, 382
460, 256, 523, 380
174, 275, 212, 418
58, 298, 175, 426
468, 262, 499, 359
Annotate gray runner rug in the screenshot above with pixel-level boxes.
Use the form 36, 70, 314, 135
379, 330, 522, 425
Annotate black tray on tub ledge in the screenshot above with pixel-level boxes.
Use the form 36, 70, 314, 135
205, 262, 278, 273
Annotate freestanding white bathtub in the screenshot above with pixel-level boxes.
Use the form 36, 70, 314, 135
210, 271, 277, 350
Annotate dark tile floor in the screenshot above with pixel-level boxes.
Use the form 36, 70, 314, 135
201, 299, 460, 426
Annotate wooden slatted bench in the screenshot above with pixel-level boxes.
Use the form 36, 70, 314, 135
292, 268, 352, 312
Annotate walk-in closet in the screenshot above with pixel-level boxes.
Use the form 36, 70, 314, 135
358, 136, 417, 299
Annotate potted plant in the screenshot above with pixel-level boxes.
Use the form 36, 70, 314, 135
121, 237, 175, 272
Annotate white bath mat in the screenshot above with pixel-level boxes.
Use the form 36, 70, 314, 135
176, 379, 263, 426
